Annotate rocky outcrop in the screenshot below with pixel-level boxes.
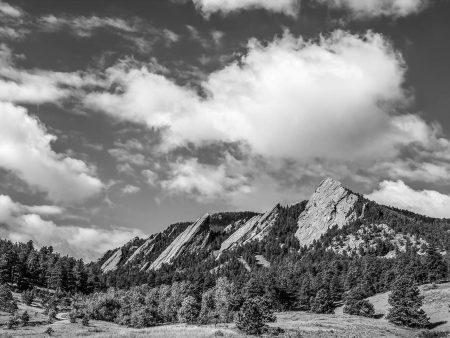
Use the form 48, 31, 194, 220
148, 214, 210, 271
216, 205, 279, 258
125, 234, 158, 265
295, 178, 361, 247
101, 249, 122, 273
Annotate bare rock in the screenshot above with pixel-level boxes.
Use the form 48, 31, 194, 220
295, 178, 360, 247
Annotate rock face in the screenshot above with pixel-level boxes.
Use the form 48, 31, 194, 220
295, 178, 360, 247
216, 205, 279, 258
148, 214, 210, 270
125, 234, 158, 266
101, 249, 122, 273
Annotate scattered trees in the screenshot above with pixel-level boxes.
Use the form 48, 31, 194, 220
235, 297, 276, 335
386, 276, 430, 328
343, 286, 375, 317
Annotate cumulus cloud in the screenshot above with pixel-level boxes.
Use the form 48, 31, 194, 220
0, 194, 145, 261
161, 157, 251, 202
85, 30, 450, 205
0, 102, 103, 203
86, 31, 437, 161
367, 180, 450, 219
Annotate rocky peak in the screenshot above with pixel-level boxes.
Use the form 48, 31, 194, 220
295, 178, 361, 247
148, 213, 210, 271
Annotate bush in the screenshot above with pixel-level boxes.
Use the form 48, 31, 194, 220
235, 297, 276, 335
343, 299, 375, 317
69, 311, 77, 323
311, 289, 334, 314
91, 298, 121, 322
0, 285, 18, 313
82, 314, 90, 326
178, 296, 200, 323
44, 327, 54, 336
129, 307, 157, 328
21, 311, 30, 326
48, 309, 56, 323
6, 316, 19, 329
21, 290, 35, 306
417, 331, 449, 338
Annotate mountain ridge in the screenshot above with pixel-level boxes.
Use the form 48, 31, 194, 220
97, 177, 449, 280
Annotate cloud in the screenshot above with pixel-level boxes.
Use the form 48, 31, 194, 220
0, 1, 23, 18
85, 30, 450, 204
320, 0, 430, 18
38, 15, 179, 53
0, 194, 144, 261
0, 44, 101, 104
121, 185, 141, 195
0, 102, 103, 203
40, 15, 137, 37
142, 169, 159, 187
161, 157, 250, 202
86, 31, 437, 161
190, 0, 431, 17
367, 180, 450, 219
192, 0, 299, 16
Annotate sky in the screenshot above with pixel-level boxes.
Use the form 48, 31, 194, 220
1, 0, 450, 261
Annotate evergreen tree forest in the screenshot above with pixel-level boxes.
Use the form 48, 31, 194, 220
0, 239, 99, 293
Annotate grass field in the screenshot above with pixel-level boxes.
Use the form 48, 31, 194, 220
0, 283, 448, 337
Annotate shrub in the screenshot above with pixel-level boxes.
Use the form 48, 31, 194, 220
0, 285, 18, 313
178, 296, 200, 323
21, 290, 35, 306
21, 311, 30, 326
417, 331, 449, 338
235, 297, 276, 335
48, 309, 56, 323
69, 311, 77, 323
6, 316, 19, 329
343, 299, 375, 317
311, 289, 334, 314
129, 307, 157, 328
44, 327, 54, 336
91, 298, 121, 322
82, 314, 90, 326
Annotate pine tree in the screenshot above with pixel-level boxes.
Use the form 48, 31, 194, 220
311, 289, 334, 314
0, 284, 18, 313
386, 276, 429, 328
0, 254, 9, 283
21, 311, 30, 326
425, 245, 447, 283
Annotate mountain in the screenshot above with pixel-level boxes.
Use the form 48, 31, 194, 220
96, 178, 450, 289
295, 177, 363, 247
